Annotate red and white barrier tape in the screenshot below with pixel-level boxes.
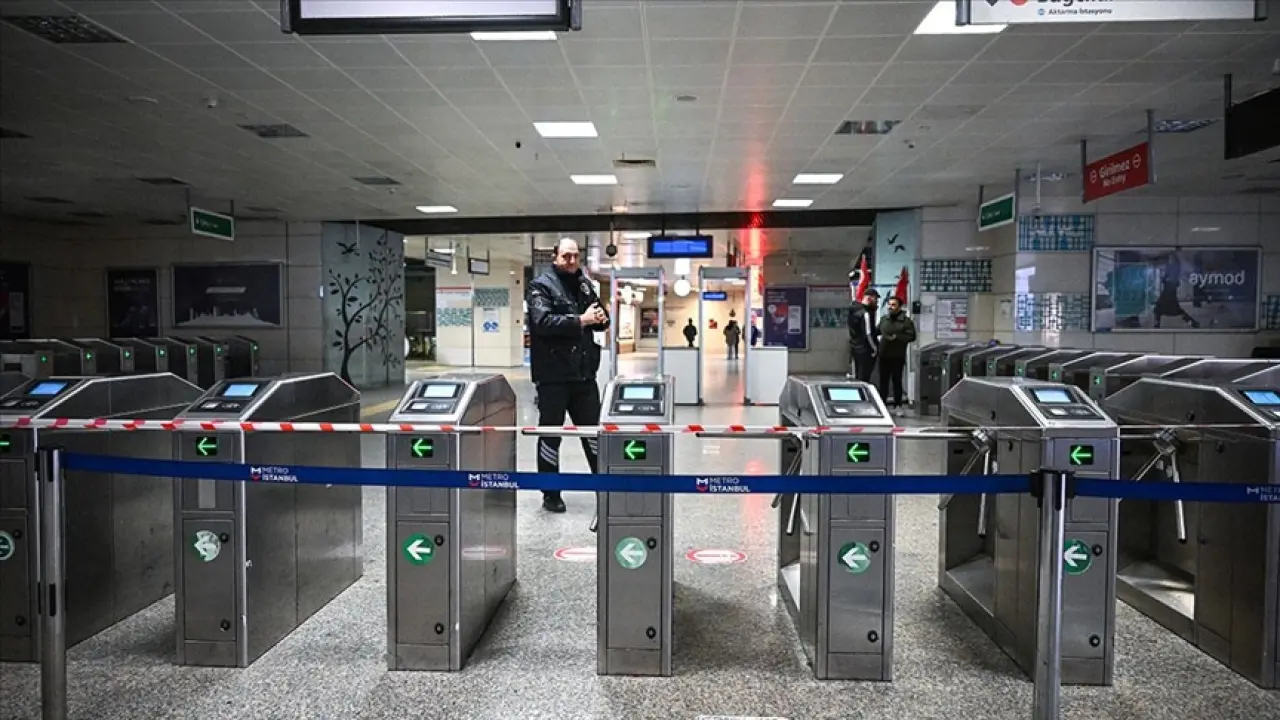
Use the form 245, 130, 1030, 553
0, 418, 1264, 435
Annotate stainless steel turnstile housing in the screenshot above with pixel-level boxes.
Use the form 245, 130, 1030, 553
916, 342, 978, 416
385, 374, 517, 671
778, 377, 896, 680
1, 340, 95, 375
173, 373, 362, 667
597, 375, 674, 677
960, 345, 1020, 379
70, 338, 135, 374
940, 377, 1120, 685
1014, 349, 1094, 380
0, 349, 52, 379
150, 337, 200, 386
0, 374, 202, 662
207, 336, 260, 378
1106, 377, 1280, 688
0, 371, 29, 396
1048, 352, 1141, 388
173, 336, 227, 388
1087, 354, 1199, 402
986, 347, 1046, 377
114, 338, 169, 374
1158, 358, 1279, 384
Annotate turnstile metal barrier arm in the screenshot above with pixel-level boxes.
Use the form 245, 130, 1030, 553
1031, 469, 1070, 720
1127, 428, 1188, 543
36, 446, 67, 720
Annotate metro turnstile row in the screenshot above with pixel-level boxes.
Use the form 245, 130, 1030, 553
385, 374, 517, 671
940, 377, 1120, 686
0, 335, 259, 387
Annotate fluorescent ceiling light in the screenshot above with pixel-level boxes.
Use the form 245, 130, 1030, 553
621, 231, 650, 240
415, 205, 458, 214
471, 31, 557, 41
773, 198, 814, 208
571, 174, 618, 186
914, 1, 1006, 35
534, 121, 598, 139
793, 173, 843, 185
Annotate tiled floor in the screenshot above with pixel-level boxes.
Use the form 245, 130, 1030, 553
2, 358, 1278, 719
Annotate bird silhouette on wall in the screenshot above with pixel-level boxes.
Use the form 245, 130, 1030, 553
337, 240, 359, 256
885, 233, 905, 253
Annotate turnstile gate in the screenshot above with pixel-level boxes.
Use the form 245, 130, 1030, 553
0, 350, 52, 379
1087, 355, 1200, 402
385, 374, 517, 671
1014, 349, 1094, 380
915, 342, 978, 416
1105, 378, 1280, 688
173, 373, 363, 667
940, 377, 1120, 685
150, 338, 200, 386
778, 377, 896, 680
597, 375, 674, 677
208, 335, 260, 378
1047, 352, 1141, 388
1, 340, 94, 375
0, 371, 28, 397
987, 347, 1046, 377
960, 345, 1021, 379
0, 374, 202, 662
1159, 358, 1279, 383
69, 338, 135, 374
115, 338, 169, 374
172, 336, 227, 388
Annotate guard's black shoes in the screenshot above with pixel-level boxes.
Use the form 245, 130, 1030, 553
543, 495, 567, 513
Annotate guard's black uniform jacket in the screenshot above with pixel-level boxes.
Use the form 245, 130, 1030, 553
527, 267, 611, 384
847, 301, 880, 356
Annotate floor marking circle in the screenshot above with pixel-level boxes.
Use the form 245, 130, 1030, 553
685, 548, 747, 565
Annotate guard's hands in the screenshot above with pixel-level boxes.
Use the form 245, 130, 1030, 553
580, 302, 606, 326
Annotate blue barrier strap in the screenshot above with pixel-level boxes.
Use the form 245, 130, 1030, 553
1075, 477, 1280, 504
61, 452, 1028, 496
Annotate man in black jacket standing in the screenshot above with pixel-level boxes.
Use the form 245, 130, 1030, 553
848, 288, 880, 382
527, 238, 610, 513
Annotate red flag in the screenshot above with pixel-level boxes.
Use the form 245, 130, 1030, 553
893, 266, 909, 303
852, 254, 871, 300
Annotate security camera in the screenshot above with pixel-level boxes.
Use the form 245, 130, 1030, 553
515, 140, 523, 149
205, 95, 218, 109
905, 140, 916, 150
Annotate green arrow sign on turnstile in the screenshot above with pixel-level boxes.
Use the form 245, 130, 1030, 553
615, 537, 647, 570
846, 442, 870, 463
837, 541, 871, 574
403, 533, 435, 566
0, 433, 10, 455
1063, 539, 1092, 575
1069, 444, 1094, 466
0, 531, 14, 562
192, 530, 221, 563
411, 437, 434, 459
195, 436, 218, 457
623, 439, 647, 461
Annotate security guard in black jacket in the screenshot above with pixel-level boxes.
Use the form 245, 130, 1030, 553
527, 238, 611, 512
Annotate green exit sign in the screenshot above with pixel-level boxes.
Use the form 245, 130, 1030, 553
195, 436, 219, 457
623, 439, 647, 461
846, 442, 871, 463
978, 192, 1016, 231
1069, 444, 1094, 466
0, 433, 11, 454
410, 437, 434, 459
190, 206, 235, 241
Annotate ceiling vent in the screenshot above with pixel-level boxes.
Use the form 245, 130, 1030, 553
239, 123, 309, 139
613, 157, 657, 169
353, 176, 401, 186
835, 120, 900, 136
1147, 119, 1217, 134
0, 127, 31, 139
4, 15, 127, 44
136, 176, 189, 186
25, 196, 72, 204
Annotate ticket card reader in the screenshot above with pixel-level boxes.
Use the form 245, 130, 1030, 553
70, 338, 135, 374
916, 342, 978, 416
173, 373, 362, 668
0, 374, 202, 663
987, 347, 1046, 377
212, 336, 260, 378
385, 375, 517, 672
1014, 349, 1094, 380
940, 378, 1119, 685
961, 346, 1019, 378
777, 377, 896, 680
1047, 352, 1141, 389
114, 338, 169, 374
172, 336, 227, 388
150, 338, 200, 386
597, 376, 675, 677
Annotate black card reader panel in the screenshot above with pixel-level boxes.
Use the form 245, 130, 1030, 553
418, 383, 461, 399
611, 384, 664, 415
821, 384, 883, 419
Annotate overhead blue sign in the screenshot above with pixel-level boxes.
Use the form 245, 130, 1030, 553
701, 291, 727, 301
647, 235, 713, 259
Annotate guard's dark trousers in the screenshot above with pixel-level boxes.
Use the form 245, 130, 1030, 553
536, 380, 601, 504
852, 351, 876, 383
879, 355, 906, 407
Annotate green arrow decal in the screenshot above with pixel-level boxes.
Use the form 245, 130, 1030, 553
195, 436, 218, 457
411, 437, 434, 458
623, 439, 646, 461
1069, 444, 1094, 466
847, 442, 870, 463
0, 434, 10, 454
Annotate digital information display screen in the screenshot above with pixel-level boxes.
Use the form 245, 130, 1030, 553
620, 385, 657, 401
1243, 389, 1280, 406
646, 235, 714, 259
221, 383, 260, 398
28, 381, 68, 397
419, 384, 460, 399
701, 291, 727, 301
825, 387, 866, 402
1032, 388, 1073, 404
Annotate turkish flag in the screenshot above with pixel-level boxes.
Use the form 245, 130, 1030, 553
851, 254, 871, 302
893, 266, 909, 304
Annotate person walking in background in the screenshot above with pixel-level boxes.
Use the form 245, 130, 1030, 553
682, 318, 698, 348
749, 321, 761, 347
527, 237, 610, 514
876, 295, 916, 411
847, 288, 880, 382
723, 318, 741, 359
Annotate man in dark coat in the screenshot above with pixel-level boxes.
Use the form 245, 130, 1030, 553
848, 288, 880, 382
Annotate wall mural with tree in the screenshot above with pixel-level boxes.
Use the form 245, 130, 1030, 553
321, 222, 406, 388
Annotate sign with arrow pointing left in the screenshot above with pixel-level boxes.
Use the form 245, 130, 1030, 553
623, 439, 647, 461
1063, 539, 1092, 575
403, 533, 436, 566
846, 442, 870, 464
837, 541, 871, 574
195, 436, 219, 457
615, 537, 647, 570
410, 437, 434, 459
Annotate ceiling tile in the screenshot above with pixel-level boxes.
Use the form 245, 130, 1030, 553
730, 38, 818, 66
345, 67, 429, 91
231, 41, 330, 69
826, 1, 931, 37
649, 39, 732, 66
876, 61, 963, 86
1058, 34, 1176, 62
87, 11, 213, 45
562, 39, 646, 66
177, 9, 284, 43
271, 68, 361, 91
895, 36, 993, 64
978, 33, 1084, 63
392, 38, 489, 69
949, 61, 1045, 85
644, 2, 738, 40
477, 41, 567, 68
1031, 61, 1125, 84
813, 36, 903, 64
151, 43, 257, 70
311, 40, 411, 69
737, 2, 833, 39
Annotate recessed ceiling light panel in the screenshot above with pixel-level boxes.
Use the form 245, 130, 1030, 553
794, 173, 844, 185
534, 121, 598, 139
571, 174, 618, 186
471, 31, 557, 41
415, 205, 458, 214
773, 198, 814, 208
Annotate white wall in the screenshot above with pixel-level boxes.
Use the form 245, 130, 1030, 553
645, 290, 746, 355
916, 195, 1280, 357
762, 254, 855, 374
0, 217, 324, 375
434, 260, 524, 368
